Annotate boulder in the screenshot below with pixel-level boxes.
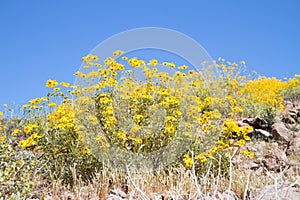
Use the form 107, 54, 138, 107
253, 182, 300, 200
261, 143, 287, 172
271, 122, 292, 142
247, 129, 271, 141
287, 133, 300, 155
243, 117, 269, 129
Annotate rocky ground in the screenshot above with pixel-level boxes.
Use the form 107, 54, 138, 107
223, 100, 300, 200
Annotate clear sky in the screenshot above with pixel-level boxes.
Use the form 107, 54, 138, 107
0, 0, 299, 108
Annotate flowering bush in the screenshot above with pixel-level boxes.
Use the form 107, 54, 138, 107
0, 51, 299, 198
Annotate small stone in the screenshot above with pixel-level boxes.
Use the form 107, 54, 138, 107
107, 189, 127, 200
243, 160, 261, 170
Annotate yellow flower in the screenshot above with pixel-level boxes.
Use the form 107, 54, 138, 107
60, 82, 70, 87
197, 115, 209, 125
82, 56, 87, 62
201, 125, 208, 133
18, 140, 29, 148
23, 125, 33, 134
183, 154, 193, 168
83, 147, 90, 154
204, 97, 212, 107
166, 116, 177, 122
99, 97, 111, 104
221, 119, 239, 134
0, 111, 2, 117
0, 135, 5, 143
178, 65, 188, 70
232, 106, 243, 113
117, 131, 126, 140
241, 150, 254, 159
237, 139, 246, 147
165, 123, 175, 134
173, 110, 182, 117
30, 133, 42, 139
25, 136, 36, 146
148, 59, 158, 66
112, 50, 124, 57
29, 98, 41, 105
195, 153, 207, 163
133, 114, 144, 123
104, 106, 114, 115
12, 129, 22, 135
128, 57, 142, 68
128, 136, 142, 144
48, 102, 57, 107
46, 79, 58, 88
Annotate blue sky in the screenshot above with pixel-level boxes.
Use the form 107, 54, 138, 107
0, 0, 299, 107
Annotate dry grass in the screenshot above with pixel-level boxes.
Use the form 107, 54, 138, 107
19, 152, 299, 200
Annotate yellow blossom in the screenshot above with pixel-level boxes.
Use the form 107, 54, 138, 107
0, 135, 5, 143
46, 79, 58, 88
148, 59, 158, 66
60, 82, 70, 87
48, 102, 57, 107
183, 154, 193, 168
12, 129, 22, 135
83, 147, 90, 154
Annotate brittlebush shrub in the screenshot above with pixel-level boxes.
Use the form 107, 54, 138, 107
1, 51, 300, 198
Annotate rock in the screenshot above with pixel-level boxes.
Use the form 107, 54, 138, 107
283, 115, 296, 124
237, 120, 250, 127
253, 182, 300, 200
262, 143, 287, 172
289, 109, 298, 119
287, 134, 300, 155
271, 122, 292, 142
274, 116, 282, 123
283, 101, 294, 110
243, 160, 261, 170
256, 129, 271, 138
243, 117, 269, 129
106, 189, 127, 200
294, 131, 300, 137
247, 129, 271, 141
246, 141, 267, 159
